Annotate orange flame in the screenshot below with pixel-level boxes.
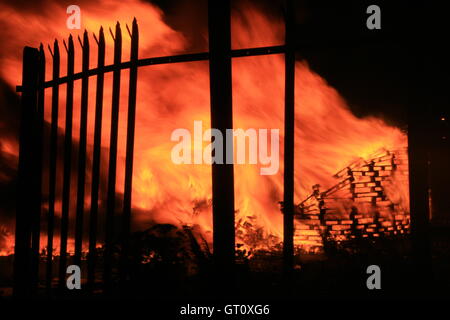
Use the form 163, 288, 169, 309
0, 0, 408, 255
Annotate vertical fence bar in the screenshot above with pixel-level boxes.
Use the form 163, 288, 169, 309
120, 18, 139, 287
74, 31, 90, 266
14, 46, 40, 298
30, 44, 46, 294
283, 0, 295, 279
47, 40, 60, 293
208, 0, 235, 292
104, 22, 122, 292
88, 27, 105, 291
59, 35, 75, 289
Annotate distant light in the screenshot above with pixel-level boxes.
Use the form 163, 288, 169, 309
442, 136, 447, 140
441, 117, 446, 121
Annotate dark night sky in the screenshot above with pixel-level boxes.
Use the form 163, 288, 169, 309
153, 0, 449, 129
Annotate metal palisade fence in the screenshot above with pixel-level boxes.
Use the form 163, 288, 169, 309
13, 0, 296, 298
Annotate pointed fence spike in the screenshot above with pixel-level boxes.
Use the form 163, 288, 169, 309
126, 24, 131, 38
99, 31, 105, 45
115, 22, 122, 39
83, 30, 89, 48
68, 34, 74, 48
116, 22, 122, 37
93, 32, 99, 45
54, 40, 60, 57
47, 44, 53, 57
109, 27, 115, 41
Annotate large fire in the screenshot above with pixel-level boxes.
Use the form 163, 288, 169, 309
0, 0, 408, 256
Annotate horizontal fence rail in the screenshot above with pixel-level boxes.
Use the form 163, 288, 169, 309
16, 45, 286, 93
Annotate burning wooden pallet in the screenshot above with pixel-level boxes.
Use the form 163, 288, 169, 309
295, 148, 410, 252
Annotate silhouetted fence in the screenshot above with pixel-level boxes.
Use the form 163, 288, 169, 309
13, 1, 296, 298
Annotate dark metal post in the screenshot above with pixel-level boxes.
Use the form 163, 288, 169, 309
208, 0, 235, 290
46, 39, 60, 293
121, 18, 139, 286
74, 31, 90, 266
283, 0, 296, 277
104, 22, 122, 292
88, 27, 105, 291
30, 44, 45, 294
59, 35, 75, 289
14, 46, 40, 297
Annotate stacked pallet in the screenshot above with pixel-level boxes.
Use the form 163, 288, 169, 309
294, 149, 410, 253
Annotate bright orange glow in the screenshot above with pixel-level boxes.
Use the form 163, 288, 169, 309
0, 1, 408, 256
